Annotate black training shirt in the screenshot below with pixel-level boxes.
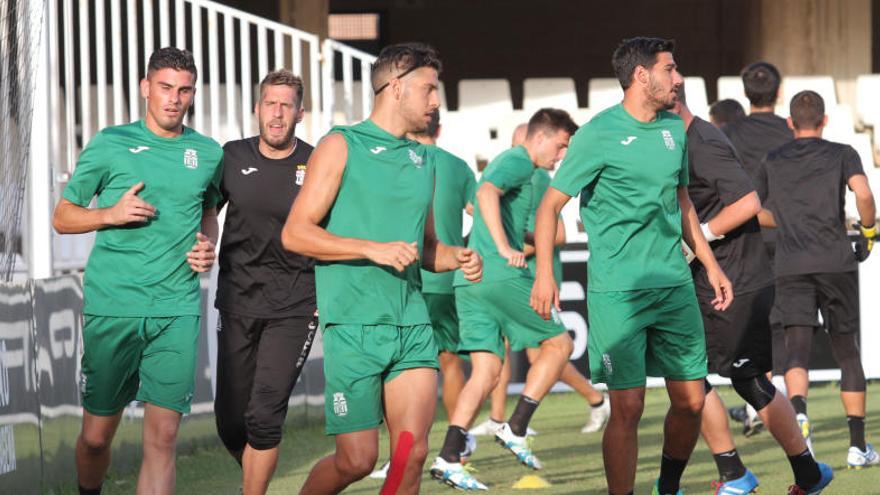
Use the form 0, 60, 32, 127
686, 117, 773, 295
215, 136, 316, 318
760, 138, 864, 277
722, 112, 793, 248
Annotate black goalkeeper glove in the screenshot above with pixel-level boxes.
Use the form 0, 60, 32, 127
854, 223, 876, 262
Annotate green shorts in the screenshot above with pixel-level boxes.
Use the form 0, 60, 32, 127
425, 293, 459, 353
456, 277, 566, 358
81, 315, 200, 415
587, 283, 707, 390
322, 323, 438, 435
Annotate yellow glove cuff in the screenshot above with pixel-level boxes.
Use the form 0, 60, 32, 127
861, 224, 877, 239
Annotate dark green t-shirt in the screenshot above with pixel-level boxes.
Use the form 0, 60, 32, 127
62, 120, 223, 316
551, 104, 691, 292
527, 168, 563, 282
455, 145, 535, 286
315, 120, 435, 326
421, 146, 475, 294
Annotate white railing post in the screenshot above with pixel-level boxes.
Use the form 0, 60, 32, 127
95, 0, 107, 130
361, 59, 372, 121
127, 0, 140, 121
159, 0, 170, 47
62, 0, 76, 169
309, 38, 321, 140
78, 0, 91, 145
207, 5, 220, 140
341, 51, 353, 122
110, 0, 124, 124
28, 0, 53, 279
223, 12, 237, 140
321, 39, 334, 132
191, 2, 204, 133
240, 18, 252, 137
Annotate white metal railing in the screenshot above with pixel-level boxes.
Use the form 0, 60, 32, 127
51, 0, 326, 176
321, 38, 376, 131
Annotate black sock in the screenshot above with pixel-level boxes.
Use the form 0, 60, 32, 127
507, 395, 539, 436
848, 415, 867, 451
788, 448, 820, 489
658, 452, 688, 494
439, 426, 468, 463
712, 449, 746, 481
791, 395, 808, 416
79, 485, 102, 495
590, 397, 605, 408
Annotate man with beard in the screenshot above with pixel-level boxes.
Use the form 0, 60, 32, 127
530, 37, 732, 495
53, 47, 222, 495
213, 70, 317, 495
282, 42, 483, 495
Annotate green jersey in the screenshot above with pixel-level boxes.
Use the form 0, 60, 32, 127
316, 120, 434, 326
420, 146, 475, 294
455, 145, 534, 286
527, 168, 563, 282
62, 120, 223, 316
551, 104, 691, 292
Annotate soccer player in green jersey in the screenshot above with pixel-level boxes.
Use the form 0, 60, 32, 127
431, 109, 578, 490
530, 38, 733, 495
52, 48, 223, 495
281, 43, 482, 495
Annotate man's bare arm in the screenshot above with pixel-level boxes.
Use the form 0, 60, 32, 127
281, 134, 418, 272
704, 191, 762, 236
530, 188, 570, 319
679, 187, 733, 310
849, 174, 877, 226
52, 182, 156, 234
476, 181, 525, 267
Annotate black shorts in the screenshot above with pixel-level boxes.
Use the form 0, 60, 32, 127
215, 311, 317, 451
776, 271, 859, 334
700, 285, 774, 378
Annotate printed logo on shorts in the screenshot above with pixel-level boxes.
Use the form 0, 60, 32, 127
408, 149, 423, 168
184, 148, 199, 169
732, 358, 750, 368
661, 130, 675, 150
602, 353, 613, 375
79, 373, 88, 395
333, 392, 348, 417
295, 164, 307, 186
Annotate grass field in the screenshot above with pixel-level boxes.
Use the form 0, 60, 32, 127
59, 382, 880, 494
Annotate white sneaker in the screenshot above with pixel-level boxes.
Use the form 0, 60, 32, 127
494, 422, 543, 470
429, 457, 488, 490
582, 394, 610, 433
847, 443, 880, 469
369, 460, 389, 479
469, 419, 503, 436
797, 413, 814, 456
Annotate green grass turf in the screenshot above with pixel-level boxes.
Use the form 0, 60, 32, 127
54, 382, 880, 494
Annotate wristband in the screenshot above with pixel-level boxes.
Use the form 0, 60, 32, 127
860, 223, 877, 239
701, 222, 724, 242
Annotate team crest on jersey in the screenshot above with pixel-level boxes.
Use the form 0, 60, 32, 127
408, 149, 423, 168
661, 130, 675, 150
295, 164, 307, 185
333, 392, 348, 417
184, 148, 199, 169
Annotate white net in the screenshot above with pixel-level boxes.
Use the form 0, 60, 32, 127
0, 0, 44, 281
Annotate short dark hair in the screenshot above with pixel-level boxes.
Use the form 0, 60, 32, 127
789, 90, 825, 130
709, 99, 746, 127
147, 47, 197, 79
526, 108, 578, 138
741, 61, 780, 108
612, 37, 676, 90
371, 42, 442, 94
259, 69, 305, 106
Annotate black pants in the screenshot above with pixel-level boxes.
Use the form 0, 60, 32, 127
215, 311, 317, 451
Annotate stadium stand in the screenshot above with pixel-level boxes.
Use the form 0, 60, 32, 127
587, 77, 623, 112
523, 77, 579, 114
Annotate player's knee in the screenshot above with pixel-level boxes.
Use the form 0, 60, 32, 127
144, 420, 180, 452
542, 333, 573, 360
79, 431, 113, 455
610, 394, 644, 424
244, 411, 283, 450
335, 448, 377, 480
408, 438, 429, 467
670, 393, 704, 417
731, 375, 776, 411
